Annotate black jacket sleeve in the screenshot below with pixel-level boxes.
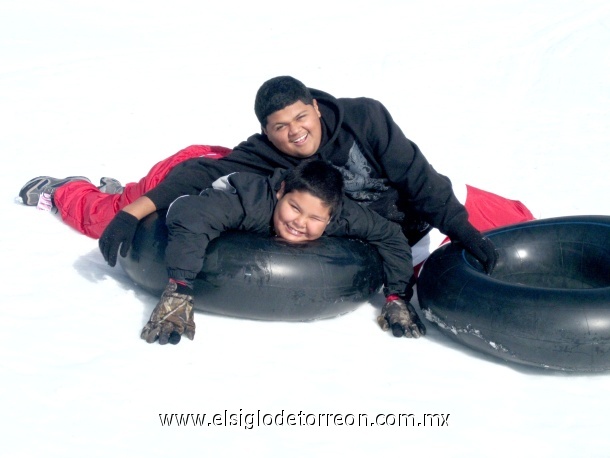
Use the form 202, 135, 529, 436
163, 172, 278, 282
164, 191, 247, 281
326, 197, 413, 297
343, 97, 476, 241
144, 138, 299, 211
144, 157, 243, 210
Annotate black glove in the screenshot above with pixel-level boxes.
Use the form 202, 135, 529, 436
377, 297, 426, 338
141, 281, 196, 345
457, 228, 498, 274
99, 211, 139, 267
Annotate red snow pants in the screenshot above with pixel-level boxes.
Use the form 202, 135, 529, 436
463, 185, 534, 233
54, 145, 231, 238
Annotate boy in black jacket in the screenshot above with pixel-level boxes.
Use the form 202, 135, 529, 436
141, 160, 425, 345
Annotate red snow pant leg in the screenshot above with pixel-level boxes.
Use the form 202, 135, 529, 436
438, 185, 535, 246
54, 145, 232, 239
463, 185, 535, 232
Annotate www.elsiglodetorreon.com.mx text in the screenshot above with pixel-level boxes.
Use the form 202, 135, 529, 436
159, 410, 450, 429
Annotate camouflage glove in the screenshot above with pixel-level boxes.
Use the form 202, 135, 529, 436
141, 281, 196, 345
377, 296, 426, 338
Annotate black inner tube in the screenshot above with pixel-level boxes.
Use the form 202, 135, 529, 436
418, 215, 610, 372
119, 211, 384, 321
468, 218, 610, 289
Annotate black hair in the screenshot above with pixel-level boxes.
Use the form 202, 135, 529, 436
254, 76, 314, 128
282, 159, 344, 217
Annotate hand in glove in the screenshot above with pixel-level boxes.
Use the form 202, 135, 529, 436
458, 229, 498, 274
99, 211, 139, 267
377, 296, 426, 338
141, 281, 196, 345
447, 221, 498, 275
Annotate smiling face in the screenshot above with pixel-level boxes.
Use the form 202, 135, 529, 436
273, 185, 332, 243
263, 100, 322, 158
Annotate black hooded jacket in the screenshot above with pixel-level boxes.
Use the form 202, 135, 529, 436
145, 88, 473, 242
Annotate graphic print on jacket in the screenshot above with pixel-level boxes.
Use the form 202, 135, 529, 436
336, 141, 407, 224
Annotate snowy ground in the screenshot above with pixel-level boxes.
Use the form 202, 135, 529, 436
2, 1, 610, 456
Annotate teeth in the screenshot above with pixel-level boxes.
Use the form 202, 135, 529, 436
286, 225, 302, 236
293, 134, 307, 143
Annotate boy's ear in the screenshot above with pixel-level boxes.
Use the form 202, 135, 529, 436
312, 99, 321, 118
276, 181, 286, 200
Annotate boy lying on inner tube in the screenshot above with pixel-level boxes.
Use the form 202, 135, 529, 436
141, 159, 426, 345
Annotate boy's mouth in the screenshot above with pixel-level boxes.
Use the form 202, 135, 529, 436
284, 224, 304, 237
292, 133, 308, 145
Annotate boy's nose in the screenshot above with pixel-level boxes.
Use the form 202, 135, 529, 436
288, 122, 300, 135
293, 215, 306, 228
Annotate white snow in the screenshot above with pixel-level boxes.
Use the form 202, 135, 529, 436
2, 1, 610, 456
